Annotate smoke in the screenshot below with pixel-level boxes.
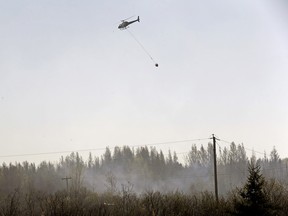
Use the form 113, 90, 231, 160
0, 144, 284, 198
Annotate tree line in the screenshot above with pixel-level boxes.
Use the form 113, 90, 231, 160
0, 142, 286, 195
0, 142, 287, 215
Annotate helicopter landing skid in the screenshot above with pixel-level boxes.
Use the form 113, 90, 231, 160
120, 26, 129, 30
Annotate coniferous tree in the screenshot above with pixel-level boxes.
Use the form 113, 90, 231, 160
233, 161, 272, 216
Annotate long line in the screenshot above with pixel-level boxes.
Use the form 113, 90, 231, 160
126, 29, 156, 64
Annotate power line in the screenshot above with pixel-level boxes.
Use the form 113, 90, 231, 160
217, 138, 265, 155
0, 135, 274, 164
0, 138, 210, 158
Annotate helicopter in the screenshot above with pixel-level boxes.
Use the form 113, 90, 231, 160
117, 16, 159, 67
118, 16, 140, 30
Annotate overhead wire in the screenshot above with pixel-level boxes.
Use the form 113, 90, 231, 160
217, 138, 265, 156
0, 134, 273, 171
0, 138, 210, 158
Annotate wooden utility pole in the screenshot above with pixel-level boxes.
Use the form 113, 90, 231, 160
62, 176, 71, 191
212, 134, 219, 203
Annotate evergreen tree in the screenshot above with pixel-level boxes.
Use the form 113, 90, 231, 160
233, 161, 272, 216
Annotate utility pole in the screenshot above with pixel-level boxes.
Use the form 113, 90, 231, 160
212, 134, 219, 203
62, 176, 72, 191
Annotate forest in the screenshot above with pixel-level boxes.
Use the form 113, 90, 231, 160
1, 142, 288, 215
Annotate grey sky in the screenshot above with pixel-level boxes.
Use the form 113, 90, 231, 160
0, 0, 287, 164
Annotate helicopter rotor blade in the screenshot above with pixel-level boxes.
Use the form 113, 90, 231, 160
121, 15, 135, 22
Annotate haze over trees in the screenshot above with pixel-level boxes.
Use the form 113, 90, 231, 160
1, 143, 288, 215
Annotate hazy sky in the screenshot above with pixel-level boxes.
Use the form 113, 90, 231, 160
1, 0, 287, 164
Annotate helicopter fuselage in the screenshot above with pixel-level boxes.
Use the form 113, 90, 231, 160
118, 16, 140, 30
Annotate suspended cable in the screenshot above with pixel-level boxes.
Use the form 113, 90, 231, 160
218, 138, 265, 155
0, 138, 210, 158
126, 29, 158, 67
